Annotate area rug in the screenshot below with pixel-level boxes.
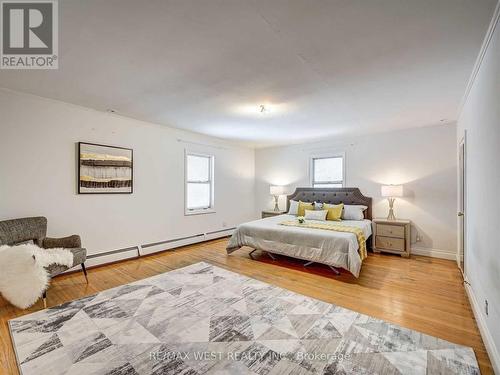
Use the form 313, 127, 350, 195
9, 262, 479, 375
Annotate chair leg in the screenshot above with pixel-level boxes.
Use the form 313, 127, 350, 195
81, 263, 89, 284
42, 291, 47, 309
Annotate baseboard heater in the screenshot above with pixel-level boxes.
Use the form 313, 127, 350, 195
83, 227, 235, 268
87, 246, 140, 260
206, 228, 236, 235
141, 233, 205, 249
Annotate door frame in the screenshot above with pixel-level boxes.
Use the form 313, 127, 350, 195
458, 132, 467, 278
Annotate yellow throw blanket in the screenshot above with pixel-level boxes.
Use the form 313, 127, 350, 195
279, 220, 368, 260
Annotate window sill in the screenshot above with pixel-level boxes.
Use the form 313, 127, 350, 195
185, 209, 216, 216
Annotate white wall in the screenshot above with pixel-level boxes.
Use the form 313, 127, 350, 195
456, 6, 500, 372
0, 89, 256, 261
255, 124, 458, 258
0, 90, 460, 262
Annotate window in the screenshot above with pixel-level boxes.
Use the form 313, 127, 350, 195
185, 153, 214, 214
311, 155, 344, 188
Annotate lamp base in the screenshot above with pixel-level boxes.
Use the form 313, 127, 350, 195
273, 195, 280, 211
386, 198, 397, 220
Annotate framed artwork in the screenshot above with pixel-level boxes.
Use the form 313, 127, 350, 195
78, 142, 133, 194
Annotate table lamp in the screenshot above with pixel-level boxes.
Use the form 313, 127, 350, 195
381, 185, 403, 220
270, 185, 285, 211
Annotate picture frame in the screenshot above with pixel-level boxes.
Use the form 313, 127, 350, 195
78, 142, 133, 194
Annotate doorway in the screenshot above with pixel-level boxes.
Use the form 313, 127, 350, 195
458, 134, 466, 276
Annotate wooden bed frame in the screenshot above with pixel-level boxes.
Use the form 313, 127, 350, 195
286, 187, 373, 220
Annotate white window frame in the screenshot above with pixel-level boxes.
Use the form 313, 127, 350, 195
310, 153, 346, 188
184, 151, 215, 215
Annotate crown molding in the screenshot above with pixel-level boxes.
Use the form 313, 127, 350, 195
459, 1, 500, 116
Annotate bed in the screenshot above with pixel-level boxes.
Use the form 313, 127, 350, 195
227, 187, 372, 277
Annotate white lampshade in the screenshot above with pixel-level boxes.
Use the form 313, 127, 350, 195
381, 185, 403, 197
270, 185, 285, 196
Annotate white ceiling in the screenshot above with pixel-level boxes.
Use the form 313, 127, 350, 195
0, 0, 496, 147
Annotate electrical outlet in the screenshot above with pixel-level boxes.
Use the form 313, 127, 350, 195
222, 222, 227, 228
485, 300, 489, 316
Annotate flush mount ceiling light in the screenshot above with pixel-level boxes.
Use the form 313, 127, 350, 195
232, 102, 290, 117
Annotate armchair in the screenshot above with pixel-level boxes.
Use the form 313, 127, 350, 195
0, 216, 88, 308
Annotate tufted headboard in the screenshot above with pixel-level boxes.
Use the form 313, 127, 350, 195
286, 187, 372, 220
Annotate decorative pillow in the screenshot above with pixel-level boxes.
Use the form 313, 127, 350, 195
323, 203, 344, 221
288, 200, 299, 215
304, 209, 328, 221
313, 201, 324, 210
342, 205, 368, 220
298, 201, 314, 216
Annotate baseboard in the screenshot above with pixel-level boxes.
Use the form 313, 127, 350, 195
141, 228, 235, 255
411, 246, 456, 260
140, 234, 206, 255
62, 228, 235, 272
85, 247, 139, 268
464, 278, 500, 374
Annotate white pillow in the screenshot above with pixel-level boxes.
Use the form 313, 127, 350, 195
304, 209, 328, 221
342, 205, 368, 220
288, 200, 299, 215
313, 201, 324, 210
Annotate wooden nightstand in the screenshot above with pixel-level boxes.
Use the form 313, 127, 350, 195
372, 218, 411, 257
262, 210, 286, 218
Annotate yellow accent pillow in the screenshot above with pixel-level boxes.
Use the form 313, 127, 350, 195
323, 203, 344, 221
297, 201, 314, 216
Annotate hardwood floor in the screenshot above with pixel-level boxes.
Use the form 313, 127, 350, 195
0, 238, 492, 374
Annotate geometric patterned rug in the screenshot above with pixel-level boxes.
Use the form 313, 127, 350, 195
9, 262, 480, 375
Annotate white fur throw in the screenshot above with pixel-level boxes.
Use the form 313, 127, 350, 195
0, 244, 73, 309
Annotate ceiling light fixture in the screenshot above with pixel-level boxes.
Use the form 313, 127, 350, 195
232, 102, 292, 117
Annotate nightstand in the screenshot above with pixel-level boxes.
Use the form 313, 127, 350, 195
372, 218, 411, 257
262, 210, 286, 218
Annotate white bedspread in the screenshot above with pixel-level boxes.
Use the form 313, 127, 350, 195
227, 214, 372, 277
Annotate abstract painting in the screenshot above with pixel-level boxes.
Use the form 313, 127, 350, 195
78, 142, 133, 194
